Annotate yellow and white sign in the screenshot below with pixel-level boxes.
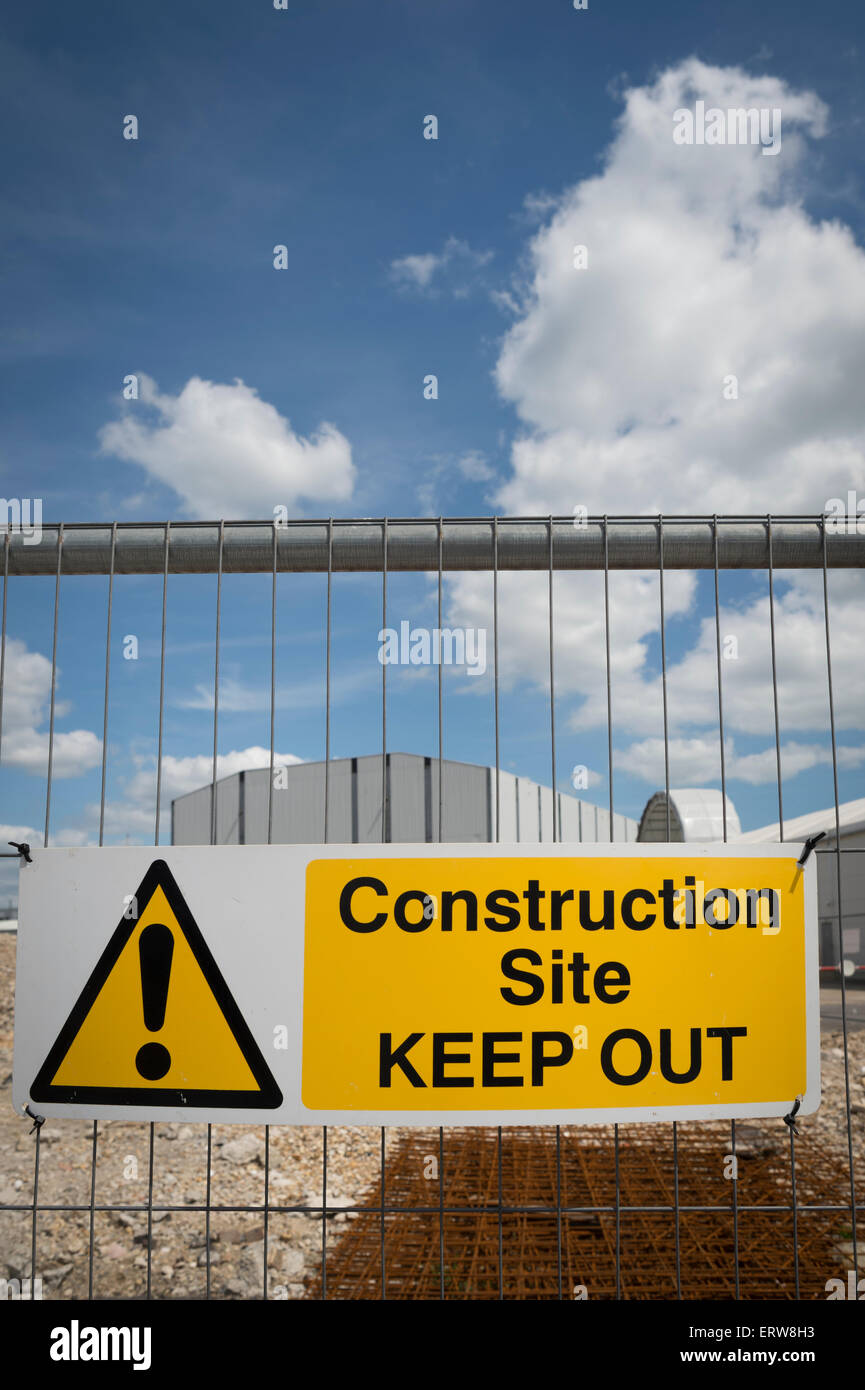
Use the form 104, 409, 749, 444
14, 843, 819, 1125
30, 860, 280, 1108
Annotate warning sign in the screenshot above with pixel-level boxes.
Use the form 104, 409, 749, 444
29, 860, 281, 1108
301, 852, 819, 1117
13, 843, 819, 1125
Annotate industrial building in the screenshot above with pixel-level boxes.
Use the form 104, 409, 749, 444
172, 765, 863, 978
171, 752, 640, 847
638, 788, 865, 978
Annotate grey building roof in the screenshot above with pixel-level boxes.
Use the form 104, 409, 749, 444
171, 752, 640, 846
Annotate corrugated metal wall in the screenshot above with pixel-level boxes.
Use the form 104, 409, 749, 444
172, 752, 638, 847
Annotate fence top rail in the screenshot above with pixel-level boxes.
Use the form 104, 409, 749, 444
5, 517, 865, 575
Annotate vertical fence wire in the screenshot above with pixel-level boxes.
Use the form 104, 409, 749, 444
205, 520, 225, 1301
265, 521, 278, 1301
602, 517, 622, 1302
493, 518, 500, 843
31, 522, 63, 1294
767, 518, 785, 838
1, 532, 17, 1279
87, 1118, 98, 1300
712, 517, 741, 1298
766, 511, 807, 1289
438, 518, 445, 1299
322, 518, 333, 1301
145, 522, 171, 1300
154, 523, 170, 841
97, 523, 117, 849
43, 522, 63, 848
87, 521, 117, 1298
548, 517, 563, 1299
821, 518, 859, 1273
657, 517, 682, 1301
766, 511, 805, 1290
380, 518, 388, 1300
267, 521, 277, 847
492, 517, 504, 1300
438, 518, 445, 845
324, 518, 333, 844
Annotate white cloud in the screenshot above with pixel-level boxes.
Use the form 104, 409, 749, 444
0, 823, 37, 843
567, 569, 865, 739
446, 566, 696, 708
390, 237, 493, 296
457, 451, 495, 483
492, 58, 862, 518
615, 736, 865, 787
446, 58, 865, 754
81, 746, 304, 847
124, 746, 302, 812
514, 191, 561, 225
53, 827, 91, 847
99, 375, 355, 519
390, 251, 441, 290
0, 639, 101, 778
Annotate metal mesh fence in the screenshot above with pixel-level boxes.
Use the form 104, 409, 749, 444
1, 515, 862, 1300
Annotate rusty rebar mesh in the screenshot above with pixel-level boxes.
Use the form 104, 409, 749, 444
308, 1124, 857, 1300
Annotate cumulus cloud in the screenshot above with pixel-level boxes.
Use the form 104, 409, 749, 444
99, 375, 355, 519
390, 237, 493, 296
615, 736, 865, 787
124, 746, 300, 815
85, 746, 304, 846
0, 639, 101, 778
445, 58, 865, 765
494, 58, 862, 518
447, 566, 696, 704
562, 568, 864, 738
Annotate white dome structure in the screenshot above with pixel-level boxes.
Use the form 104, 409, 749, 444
637, 788, 742, 842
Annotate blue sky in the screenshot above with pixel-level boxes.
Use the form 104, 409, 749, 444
2, 0, 865, 894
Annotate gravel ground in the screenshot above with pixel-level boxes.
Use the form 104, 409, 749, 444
1, 935, 862, 1299
0, 935, 392, 1299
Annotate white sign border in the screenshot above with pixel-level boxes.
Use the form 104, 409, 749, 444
13, 842, 820, 1127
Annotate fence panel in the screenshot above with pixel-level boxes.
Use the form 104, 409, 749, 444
1, 516, 862, 1300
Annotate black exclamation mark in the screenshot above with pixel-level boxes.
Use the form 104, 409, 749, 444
135, 922, 174, 1080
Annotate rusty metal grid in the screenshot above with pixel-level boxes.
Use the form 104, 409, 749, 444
307, 1124, 855, 1300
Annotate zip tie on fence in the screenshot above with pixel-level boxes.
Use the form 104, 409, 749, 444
783, 1095, 803, 1137
23, 1105, 45, 1136
796, 832, 825, 867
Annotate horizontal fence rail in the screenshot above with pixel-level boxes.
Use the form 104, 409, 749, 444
0, 512, 862, 1303
7, 516, 865, 575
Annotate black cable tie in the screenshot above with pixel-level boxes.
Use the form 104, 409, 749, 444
783, 1095, 803, 1137
7, 841, 32, 863
796, 832, 825, 867
23, 1104, 45, 1136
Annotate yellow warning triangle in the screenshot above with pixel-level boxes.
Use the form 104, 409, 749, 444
31, 859, 282, 1108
